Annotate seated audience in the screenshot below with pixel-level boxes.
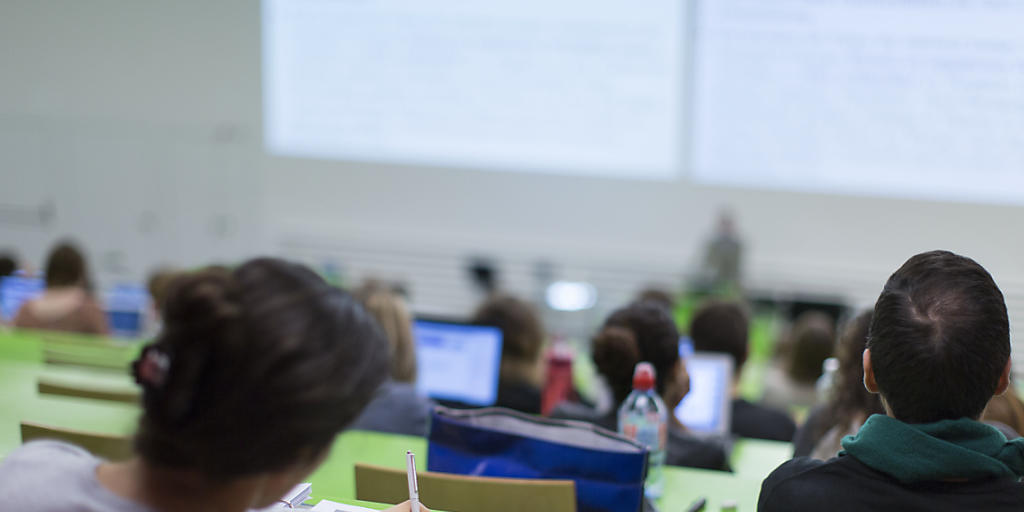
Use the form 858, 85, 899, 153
636, 287, 676, 312
982, 387, 1024, 440
144, 266, 180, 336
762, 311, 836, 411
0, 258, 425, 511
471, 294, 546, 414
759, 251, 1024, 511
146, 267, 179, 317
350, 281, 434, 436
13, 241, 108, 335
0, 251, 17, 278
791, 311, 883, 459
689, 301, 796, 441
553, 301, 730, 471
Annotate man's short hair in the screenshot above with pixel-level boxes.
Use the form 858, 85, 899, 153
689, 300, 749, 369
868, 250, 1010, 424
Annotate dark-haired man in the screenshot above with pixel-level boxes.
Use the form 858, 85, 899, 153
689, 301, 796, 442
759, 251, 1024, 511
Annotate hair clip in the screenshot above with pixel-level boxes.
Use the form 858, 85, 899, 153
133, 345, 171, 389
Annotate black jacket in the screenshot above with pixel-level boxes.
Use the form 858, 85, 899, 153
759, 454, 1024, 511
732, 398, 796, 442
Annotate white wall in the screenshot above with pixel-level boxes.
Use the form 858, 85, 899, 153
3, 0, 1024, 332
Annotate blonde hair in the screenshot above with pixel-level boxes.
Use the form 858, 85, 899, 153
355, 283, 417, 383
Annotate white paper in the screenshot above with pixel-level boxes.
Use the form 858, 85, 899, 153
309, 499, 379, 512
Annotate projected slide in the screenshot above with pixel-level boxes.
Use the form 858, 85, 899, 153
692, 0, 1024, 203
263, 0, 685, 179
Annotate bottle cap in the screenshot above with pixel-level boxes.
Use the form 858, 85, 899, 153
632, 362, 656, 391
823, 357, 839, 373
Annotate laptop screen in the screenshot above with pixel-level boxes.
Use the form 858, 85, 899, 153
104, 284, 149, 338
674, 351, 734, 434
0, 276, 44, 322
413, 319, 504, 407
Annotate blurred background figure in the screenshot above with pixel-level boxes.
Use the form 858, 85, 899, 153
144, 266, 179, 336
982, 386, 1024, 440
351, 280, 434, 436
761, 311, 836, 412
471, 294, 547, 414
145, 267, 179, 318
635, 287, 676, 313
0, 252, 17, 278
698, 210, 743, 294
13, 241, 108, 335
553, 301, 730, 471
792, 311, 883, 459
689, 300, 796, 442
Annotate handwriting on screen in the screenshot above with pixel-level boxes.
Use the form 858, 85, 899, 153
692, 0, 1024, 203
265, 0, 1024, 203
263, 0, 684, 179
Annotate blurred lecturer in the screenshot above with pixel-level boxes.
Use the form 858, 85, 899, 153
699, 210, 743, 293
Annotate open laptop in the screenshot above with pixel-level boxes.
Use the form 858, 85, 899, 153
674, 350, 734, 435
0, 276, 44, 322
103, 284, 149, 338
412, 318, 504, 407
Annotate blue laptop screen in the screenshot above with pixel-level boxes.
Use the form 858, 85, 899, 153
413, 320, 504, 407
674, 352, 734, 434
0, 276, 44, 322
104, 284, 149, 338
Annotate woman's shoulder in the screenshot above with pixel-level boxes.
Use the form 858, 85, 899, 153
0, 440, 98, 476
0, 440, 99, 494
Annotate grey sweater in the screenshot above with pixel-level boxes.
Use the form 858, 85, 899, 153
0, 440, 151, 511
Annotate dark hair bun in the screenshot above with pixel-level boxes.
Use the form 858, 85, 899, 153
134, 259, 389, 478
592, 302, 681, 404
592, 325, 641, 394
161, 269, 239, 334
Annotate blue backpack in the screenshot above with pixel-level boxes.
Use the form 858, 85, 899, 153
428, 407, 648, 512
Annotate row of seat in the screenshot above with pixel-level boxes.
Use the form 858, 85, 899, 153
0, 328, 787, 510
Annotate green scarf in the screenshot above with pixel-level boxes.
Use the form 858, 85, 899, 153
839, 414, 1024, 484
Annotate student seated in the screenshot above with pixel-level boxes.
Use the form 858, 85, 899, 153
13, 241, 109, 335
689, 301, 796, 442
0, 251, 16, 278
350, 281, 435, 436
791, 311, 884, 459
982, 388, 1024, 440
759, 251, 1024, 511
0, 259, 426, 512
471, 294, 546, 414
761, 311, 835, 412
552, 301, 730, 471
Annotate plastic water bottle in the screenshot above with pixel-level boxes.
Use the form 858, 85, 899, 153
618, 362, 668, 500
816, 357, 840, 404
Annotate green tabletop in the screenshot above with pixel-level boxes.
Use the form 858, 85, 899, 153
311, 431, 767, 511
730, 438, 791, 481
309, 430, 428, 503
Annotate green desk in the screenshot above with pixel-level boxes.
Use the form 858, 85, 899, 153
730, 438, 791, 481
312, 431, 778, 511
0, 360, 139, 458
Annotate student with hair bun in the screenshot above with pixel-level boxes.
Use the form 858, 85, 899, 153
0, 258, 428, 512
552, 301, 730, 471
